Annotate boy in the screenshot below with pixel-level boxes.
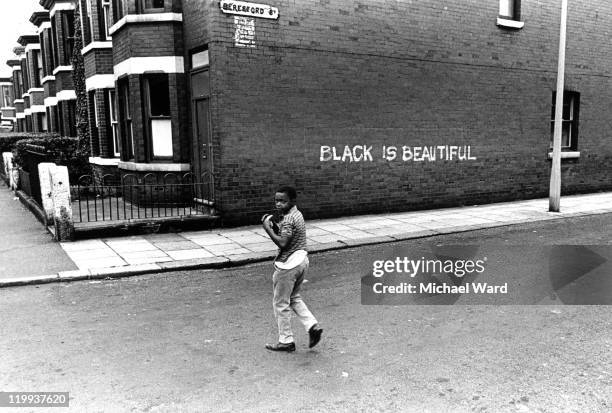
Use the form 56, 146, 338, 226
262, 186, 323, 352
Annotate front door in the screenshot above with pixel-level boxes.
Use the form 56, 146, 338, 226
191, 68, 213, 201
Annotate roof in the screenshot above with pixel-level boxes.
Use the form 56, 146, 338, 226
17, 35, 40, 47
30, 11, 50, 27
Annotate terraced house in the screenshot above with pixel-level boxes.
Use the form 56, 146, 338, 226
0, 76, 15, 129
3, 0, 612, 225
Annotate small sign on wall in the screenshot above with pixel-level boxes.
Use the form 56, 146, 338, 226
220, 0, 279, 20
234, 16, 256, 48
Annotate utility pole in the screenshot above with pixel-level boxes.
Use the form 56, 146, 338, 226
549, 0, 568, 212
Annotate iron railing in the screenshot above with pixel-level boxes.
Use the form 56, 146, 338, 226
71, 172, 215, 223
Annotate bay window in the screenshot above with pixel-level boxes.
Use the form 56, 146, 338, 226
143, 74, 172, 158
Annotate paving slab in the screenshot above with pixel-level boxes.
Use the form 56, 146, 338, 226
166, 249, 215, 260
3, 187, 612, 287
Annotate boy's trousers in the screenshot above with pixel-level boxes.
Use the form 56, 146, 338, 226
272, 256, 318, 344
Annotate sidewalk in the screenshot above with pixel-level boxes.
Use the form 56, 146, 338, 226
0, 185, 77, 281
1, 191, 612, 287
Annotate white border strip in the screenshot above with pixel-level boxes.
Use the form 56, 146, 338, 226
114, 56, 185, 78
25, 44, 41, 53
44, 97, 58, 107
1, 107, 16, 110
89, 157, 121, 166
81, 41, 113, 55
118, 161, 190, 172
14, 99, 24, 104
109, 13, 183, 36
50, 2, 75, 17
28, 88, 44, 94
30, 105, 46, 113
53, 65, 73, 75
496, 17, 525, 29
86, 74, 115, 91
42, 75, 56, 84
12, 66, 21, 72
57, 90, 76, 101
38, 22, 52, 32
16, 113, 25, 119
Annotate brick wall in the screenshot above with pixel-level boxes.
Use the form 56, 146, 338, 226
112, 22, 184, 64
43, 79, 56, 98
30, 91, 44, 106
179, 0, 612, 225
84, 49, 113, 78
54, 71, 74, 92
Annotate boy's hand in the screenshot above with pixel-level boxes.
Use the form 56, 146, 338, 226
262, 214, 272, 228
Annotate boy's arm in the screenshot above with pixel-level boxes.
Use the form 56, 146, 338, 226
263, 218, 291, 249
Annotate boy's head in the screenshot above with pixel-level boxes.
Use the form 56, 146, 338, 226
275, 186, 297, 213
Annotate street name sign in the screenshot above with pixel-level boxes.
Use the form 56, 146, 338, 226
220, 1, 279, 20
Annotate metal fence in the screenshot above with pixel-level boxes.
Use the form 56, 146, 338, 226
71, 172, 215, 223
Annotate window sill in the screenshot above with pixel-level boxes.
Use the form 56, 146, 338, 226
118, 161, 190, 172
496, 17, 524, 29
547, 151, 580, 159
81, 41, 113, 56
89, 157, 120, 166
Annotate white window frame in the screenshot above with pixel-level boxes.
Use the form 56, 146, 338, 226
102, 0, 112, 40
497, 0, 524, 29
550, 91, 579, 150
143, 75, 173, 159
85, 0, 94, 43
108, 89, 120, 157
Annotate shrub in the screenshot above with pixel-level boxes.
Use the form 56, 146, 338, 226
13, 136, 90, 180
0, 132, 59, 155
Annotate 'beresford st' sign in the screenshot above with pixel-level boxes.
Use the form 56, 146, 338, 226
220, 0, 279, 20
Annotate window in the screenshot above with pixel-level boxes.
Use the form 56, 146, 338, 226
84, 0, 93, 44
59, 100, 77, 137
499, 0, 520, 20
138, 0, 165, 12
112, 0, 125, 23
38, 113, 48, 132
62, 12, 76, 65
32, 50, 43, 87
101, 0, 112, 40
108, 89, 120, 157
21, 60, 30, 93
45, 30, 55, 74
40, 33, 48, 77
3, 87, 11, 107
46, 107, 52, 130
118, 79, 134, 159
497, 0, 523, 29
51, 18, 59, 69
191, 49, 209, 70
15, 71, 24, 97
550, 91, 579, 151
144, 75, 172, 158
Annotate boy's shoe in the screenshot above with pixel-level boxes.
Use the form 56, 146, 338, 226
308, 324, 323, 348
265, 342, 296, 352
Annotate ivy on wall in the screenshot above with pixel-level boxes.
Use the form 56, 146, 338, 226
71, 1, 90, 156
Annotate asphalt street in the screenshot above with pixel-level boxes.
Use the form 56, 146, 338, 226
1, 214, 611, 412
